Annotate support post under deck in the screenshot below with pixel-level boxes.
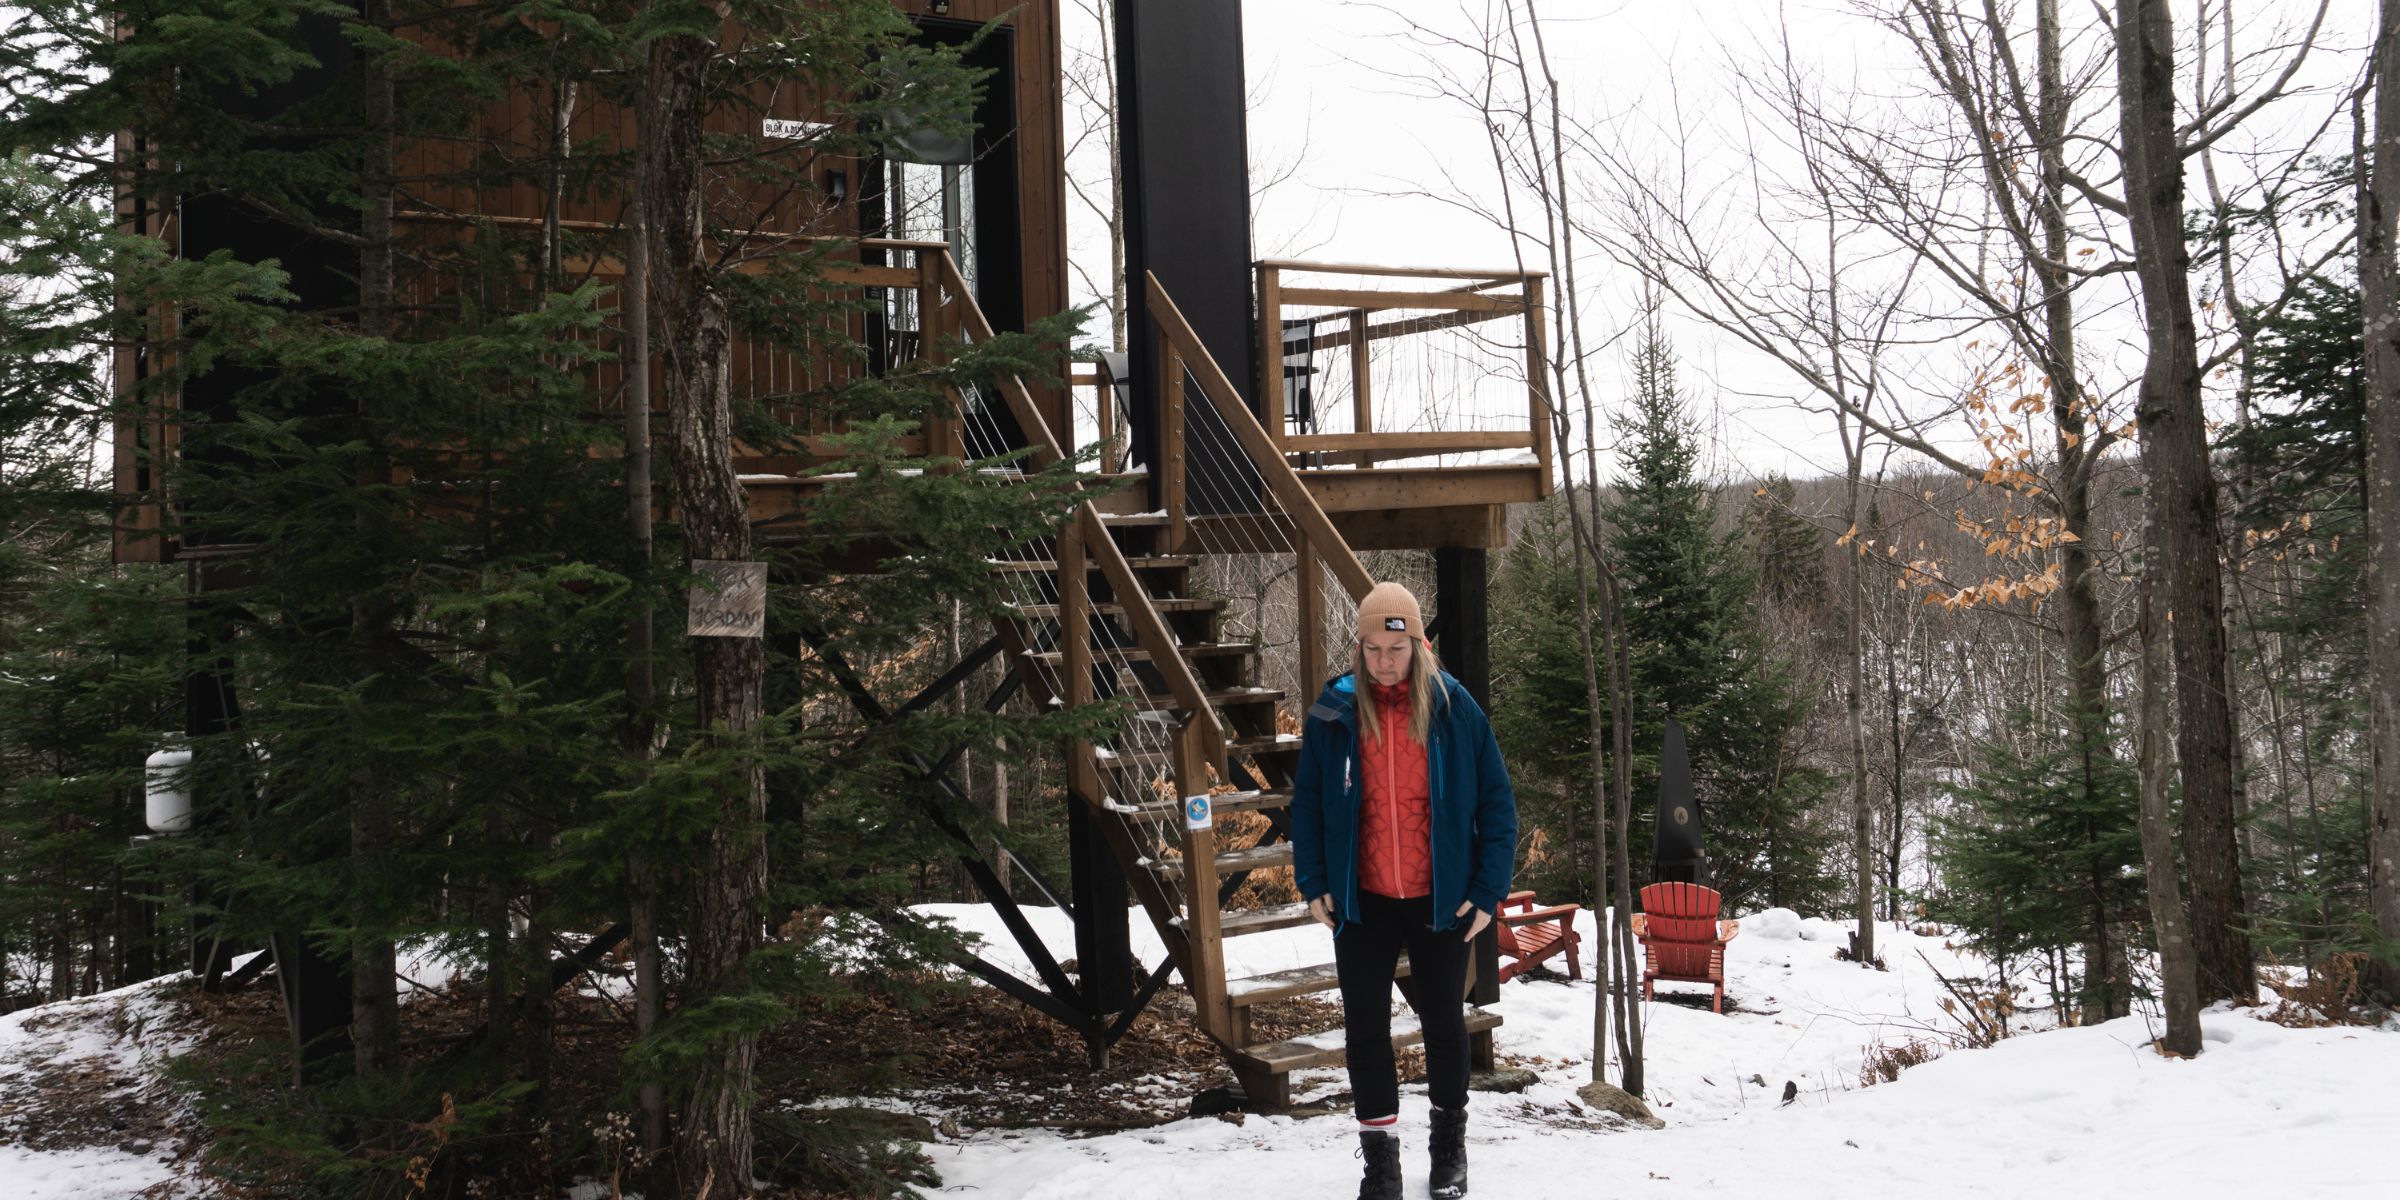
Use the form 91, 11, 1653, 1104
1069, 800, 1133, 1066
1434, 547, 1500, 1069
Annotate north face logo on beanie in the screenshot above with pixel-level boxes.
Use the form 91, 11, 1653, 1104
1385, 617, 1408, 631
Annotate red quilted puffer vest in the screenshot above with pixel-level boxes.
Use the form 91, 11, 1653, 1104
1358, 681, 1433, 898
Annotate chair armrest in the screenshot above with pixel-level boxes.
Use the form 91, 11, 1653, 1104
1500, 904, 1580, 926
1503, 890, 1538, 912
1718, 919, 1740, 943
1629, 913, 1649, 938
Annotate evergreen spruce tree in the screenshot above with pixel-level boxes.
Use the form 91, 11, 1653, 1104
6, 2, 1099, 1193
2223, 271, 2377, 968
1600, 318, 1838, 913
0, 84, 191, 1011
1743, 474, 1827, 613
1492, 496, 1603, 898
1924, 712, 2146, 1018
1491, 316, 1838, 913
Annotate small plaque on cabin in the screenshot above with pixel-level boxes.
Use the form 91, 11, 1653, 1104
688, 560, 767, 639
1673, 806, 1691, 826
762, 118, 832, 141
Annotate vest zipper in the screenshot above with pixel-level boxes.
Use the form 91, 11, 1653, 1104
1384, 715, 1399, 897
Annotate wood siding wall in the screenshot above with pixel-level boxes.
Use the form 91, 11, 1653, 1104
116, 2, 1069, 563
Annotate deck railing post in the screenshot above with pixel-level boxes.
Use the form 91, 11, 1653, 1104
1175, 721, 1228, 1039
1349, 307, 1373, 468
1524, 274, 1554, 495
1297, 534, 1325, 698
1160, 329, 1188, 553
1256, 263, 1282, 449
916, 251, 952, 464
1062, 511, 1095, 802
1096, 364, 1119, 475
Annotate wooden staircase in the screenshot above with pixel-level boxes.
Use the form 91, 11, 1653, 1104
929, 256, 1500, 1107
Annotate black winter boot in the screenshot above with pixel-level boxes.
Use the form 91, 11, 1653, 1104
1355, 1129, 1402, 1200
1429, 1106, 1469, 1198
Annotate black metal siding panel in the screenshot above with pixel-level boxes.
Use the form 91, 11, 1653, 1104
1116, 0, 1260, 514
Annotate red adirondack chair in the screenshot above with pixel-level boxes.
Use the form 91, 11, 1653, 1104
1630, 881, 1740, 1013
1495, 890, 1581, 982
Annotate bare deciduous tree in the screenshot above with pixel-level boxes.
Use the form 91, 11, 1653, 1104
2363, 0, 2400, 1004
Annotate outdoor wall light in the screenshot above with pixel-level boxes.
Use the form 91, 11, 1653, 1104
827, 169, 849, 204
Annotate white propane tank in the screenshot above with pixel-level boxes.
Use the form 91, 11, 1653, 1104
145, 744, 193, 834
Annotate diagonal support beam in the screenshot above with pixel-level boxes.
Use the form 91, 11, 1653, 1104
894, 633, 1005, 719
796, 621, 1085, 1013
881, 908, 1086, 1030
1104, 957, 1180, 1048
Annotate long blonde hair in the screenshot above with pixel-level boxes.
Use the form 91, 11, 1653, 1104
1354, 636, 1445, 747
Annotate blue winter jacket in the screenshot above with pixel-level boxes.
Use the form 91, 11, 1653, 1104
1290, 671, 1518, 933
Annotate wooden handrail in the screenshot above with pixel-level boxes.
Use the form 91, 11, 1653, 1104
1146, 272, 1375, 604
1257, 256, 1556, 502
1283, 430, 1534, 455
1256, 256, 1550, 280
1278, 286, 1525, 314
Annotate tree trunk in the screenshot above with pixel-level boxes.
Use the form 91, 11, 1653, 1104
2026, 0, 2131, 1022
1603, 567, 1642, 1094
349, 0, 401, 1078
1844, 422, 1874, 966
2115, 0, 2255, 1006
623, 129, 669, 1164
2363, 0, 2400, 1004
1884, 639, 1906, 925
2139, 582, 2205, 1055
641, 13, 770, 1195
1560, 491, 1611, 1084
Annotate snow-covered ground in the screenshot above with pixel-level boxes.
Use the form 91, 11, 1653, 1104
3, 908, 2394, 1198
0, 975, 199, 1198
921, 903, 2400, 1199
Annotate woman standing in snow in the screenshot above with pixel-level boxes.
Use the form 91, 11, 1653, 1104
1291, 581, 1518, 1200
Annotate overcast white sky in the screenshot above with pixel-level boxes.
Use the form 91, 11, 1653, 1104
1058, 0, 2373, 487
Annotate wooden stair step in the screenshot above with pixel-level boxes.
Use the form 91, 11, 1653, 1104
1006, 598, 1223, 619
988, 555, 1199, 573
1207, 788, 1293, 815
1093, 735, 1299, 776
1227, 956, 1414, 1007
1150, 839, 1292, 881
1098, 512, 1172, 527
1023, 642, 1258, 668
1205, 900, 1319, 938
1228, 732, 1304, 757
1127, 686, 1288, 712
1235, 1008, 1503, 1076
1105, 787, 1293, 819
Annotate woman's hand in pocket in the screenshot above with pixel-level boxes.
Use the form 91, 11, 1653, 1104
1455, 902, 1491, 942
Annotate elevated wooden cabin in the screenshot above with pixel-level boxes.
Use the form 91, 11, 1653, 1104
114, 0, 1554, 1107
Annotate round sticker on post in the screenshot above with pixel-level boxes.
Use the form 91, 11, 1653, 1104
1183, 793, 1212, 831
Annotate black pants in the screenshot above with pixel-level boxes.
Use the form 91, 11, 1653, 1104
1334, 890, 1472, 1121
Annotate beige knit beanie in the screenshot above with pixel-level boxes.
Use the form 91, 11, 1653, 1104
1356, 581, 1424, 641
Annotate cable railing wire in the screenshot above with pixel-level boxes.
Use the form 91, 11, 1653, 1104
939, 311, 1196, 906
